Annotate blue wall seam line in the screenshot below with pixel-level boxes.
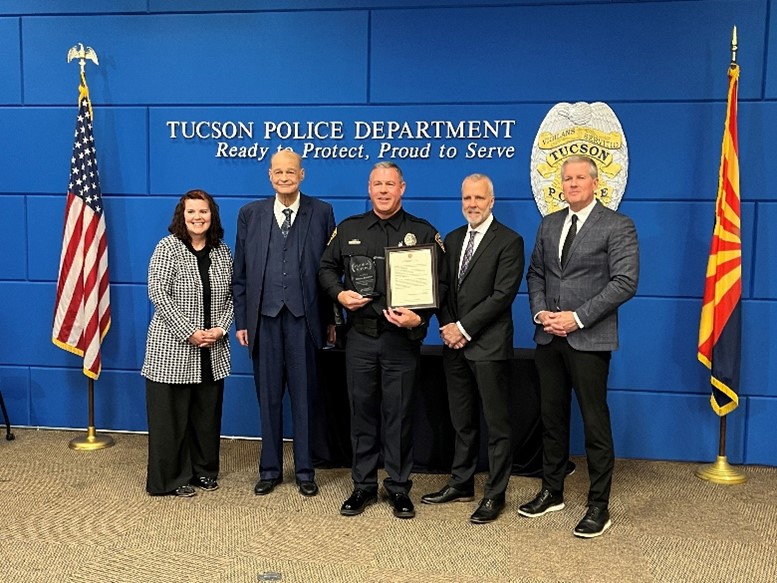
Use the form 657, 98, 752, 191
367, 9, 372, 104
762, 0, 772, 100
748, 202, 758, 299
17, 16, 23, 103
145, 106, 151, 195
741, 396, 749, 462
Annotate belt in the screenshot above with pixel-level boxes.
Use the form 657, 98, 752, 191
351, 317, 385, 338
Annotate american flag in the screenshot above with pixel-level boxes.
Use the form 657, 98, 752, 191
52, 79, 111, 380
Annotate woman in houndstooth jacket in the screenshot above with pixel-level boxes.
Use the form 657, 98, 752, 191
142, 190, 234, 497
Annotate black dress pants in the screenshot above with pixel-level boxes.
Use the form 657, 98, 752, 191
535, 336, 613, 508
443, 348, 513, 498
345, 327, 420, 495
145, 376, 224, 495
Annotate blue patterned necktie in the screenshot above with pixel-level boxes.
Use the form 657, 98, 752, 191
458, 230, 477, 286
561, 214, 577, 268
281, 208, 293, 239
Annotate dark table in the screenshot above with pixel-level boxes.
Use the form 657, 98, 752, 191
312, 345, 542, 477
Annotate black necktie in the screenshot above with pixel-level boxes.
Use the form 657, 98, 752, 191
560, 214, 577, 268
458, 230, 477, 286
281, 208, 293, 239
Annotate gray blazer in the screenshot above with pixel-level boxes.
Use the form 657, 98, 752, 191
527, 201, 639, 352
142, 235, 234, 384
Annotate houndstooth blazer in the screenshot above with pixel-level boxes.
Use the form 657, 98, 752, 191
141, 235, 234, 384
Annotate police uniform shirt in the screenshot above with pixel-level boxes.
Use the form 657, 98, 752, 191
319, 208, 444, 323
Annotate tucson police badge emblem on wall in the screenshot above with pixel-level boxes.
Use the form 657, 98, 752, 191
530, 102, 629, 216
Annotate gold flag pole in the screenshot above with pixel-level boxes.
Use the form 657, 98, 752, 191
69, 378, 114, 450
65, 43, 114, 452
695, 26, 744, 485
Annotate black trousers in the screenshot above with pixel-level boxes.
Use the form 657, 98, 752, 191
145, 377, 224, 495
443, 349, 513, 498
345, 327, 420, 495
535, 336, 613, 508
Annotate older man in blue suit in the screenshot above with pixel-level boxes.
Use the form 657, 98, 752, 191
518, 155, 639, 538
233, 150, 335, 497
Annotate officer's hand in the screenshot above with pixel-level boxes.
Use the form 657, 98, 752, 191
338, 290, 372, 311
383, 307, 422, 328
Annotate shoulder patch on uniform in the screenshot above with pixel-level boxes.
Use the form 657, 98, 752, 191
435, 232, 445, 252
327, 227, 338, 246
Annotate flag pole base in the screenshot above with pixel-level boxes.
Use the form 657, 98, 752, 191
68, 426, 115, 451
695, 455, 747, 484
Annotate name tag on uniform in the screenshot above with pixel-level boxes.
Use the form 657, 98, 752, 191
348, 239, 362, 245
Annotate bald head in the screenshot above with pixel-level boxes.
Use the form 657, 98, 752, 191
269, 150, 305, 203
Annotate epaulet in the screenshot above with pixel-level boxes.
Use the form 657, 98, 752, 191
340, 211, 369, 224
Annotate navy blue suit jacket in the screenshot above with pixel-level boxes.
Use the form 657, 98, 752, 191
233, 193, 336, 354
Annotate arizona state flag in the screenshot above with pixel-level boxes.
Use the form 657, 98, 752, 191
698, 62, 741, 416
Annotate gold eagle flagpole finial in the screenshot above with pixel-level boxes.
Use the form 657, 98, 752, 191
67, 43, 99, 76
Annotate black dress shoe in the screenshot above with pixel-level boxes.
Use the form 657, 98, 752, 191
297, 480, 319, 497
190, 476, 219, 491
469, 497, 505, 523
421, 485, 475, 505
173, 485, 197, 498
389, 492, 415, 519
573, 506, 612, 538
517, 488, 565, 517
253, 477, 281, 495
340, 489, 378, 516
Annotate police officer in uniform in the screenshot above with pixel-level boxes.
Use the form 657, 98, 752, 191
319, 161, 445, 519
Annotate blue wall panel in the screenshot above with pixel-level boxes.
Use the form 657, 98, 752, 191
765, 1, 777, 98
27, 196, 67, 282
2, 108, 147, 195
371, 2, 766, 103
632, 201, 755, 299
0, 366, 30, 426
0, 1, 146, 15
611, 297, 708, 393
0, 18, 21, 103
104, 196, 178, 284
149, 0, 607, 12
745, 397, 777, 465
29, 367, 146, 430
222, 374, 260, 438
741, 300, 777, 397
753, 202, 777, 299
609, 390, 745, 463
0, 282, 68, 368
23, 13, 368, 106
101, 284, 149, 373
0, 196, 27, 280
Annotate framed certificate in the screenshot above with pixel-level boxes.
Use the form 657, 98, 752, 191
385, 243, 439, 310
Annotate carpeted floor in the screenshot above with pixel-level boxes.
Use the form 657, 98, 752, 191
1, 428, 775, 583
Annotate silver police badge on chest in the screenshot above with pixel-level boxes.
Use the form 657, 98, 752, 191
403, 233, 417, 246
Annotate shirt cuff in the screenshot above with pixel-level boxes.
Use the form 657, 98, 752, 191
573, 312, 584, 329
456, 321, 472, 341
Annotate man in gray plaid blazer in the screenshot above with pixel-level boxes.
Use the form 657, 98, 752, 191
518, 155, 639, 538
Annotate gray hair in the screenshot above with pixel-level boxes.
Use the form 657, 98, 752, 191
561, 155, 598, 179
371, 161, 404, 180
462, 173, 494, 197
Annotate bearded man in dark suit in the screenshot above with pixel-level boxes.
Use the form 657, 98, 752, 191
518, 155, 639, 538
421, 173, 524, 524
